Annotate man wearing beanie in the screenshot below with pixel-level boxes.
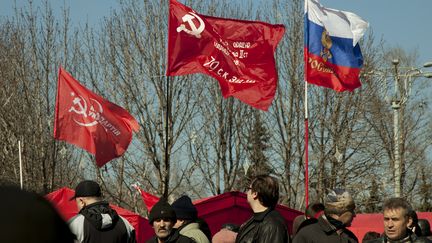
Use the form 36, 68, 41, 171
172, 195, 210, 243
147, 198, 194, 243
68, 180, 136, 243
293, 188, 358, 243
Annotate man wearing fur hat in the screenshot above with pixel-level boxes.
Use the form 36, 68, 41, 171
293, 188, 358, 243
172, 195, 210, 243
146, 198, 194, 243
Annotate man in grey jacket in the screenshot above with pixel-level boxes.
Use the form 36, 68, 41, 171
68, 180, 136, 243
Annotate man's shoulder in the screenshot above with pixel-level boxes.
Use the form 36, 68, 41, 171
362, 237, 384, 243
176, 234, 196, 243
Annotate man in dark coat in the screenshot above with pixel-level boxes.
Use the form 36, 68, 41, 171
146, 198, 195, 243
365, 198, 431, 243
235, 175, 289, 243
293, 188, 358, 243
68, 180, 136, 243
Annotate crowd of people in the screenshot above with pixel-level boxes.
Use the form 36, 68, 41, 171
1, 175, 431, 243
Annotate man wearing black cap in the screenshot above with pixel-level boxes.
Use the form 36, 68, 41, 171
68, 180, 136, 243
171, 195, 210, 243
147, 198, 195, 243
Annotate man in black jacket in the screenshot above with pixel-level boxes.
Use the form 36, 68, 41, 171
68, 180, 136, 243
235, 175, 289, 243
293, 188, 358, 243
146, 198, 195, 243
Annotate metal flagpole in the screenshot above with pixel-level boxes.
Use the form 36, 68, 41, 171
18, 140, 23, 189
304, 82, 309, 208
304, 0, 310, 208
164, 75, 171, 198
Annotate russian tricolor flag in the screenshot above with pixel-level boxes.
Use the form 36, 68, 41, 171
304, 0, 369, 92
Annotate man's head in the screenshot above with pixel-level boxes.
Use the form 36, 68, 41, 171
70, 180, 102, 210
383, 197, 413, 241
305, 202, 325, 218
324, 188, 356, 227
171, 195, 197, 228
148, 198, 177, 240
246, 175, 279, 210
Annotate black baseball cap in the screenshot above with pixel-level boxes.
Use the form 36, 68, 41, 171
69, 180, 102, 200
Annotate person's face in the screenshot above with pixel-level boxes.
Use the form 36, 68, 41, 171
75, 198, 86, 210
246, 185, 255, 205
384, 208, 412, 240
338, 209, 356, 227
153, 218, 174, 240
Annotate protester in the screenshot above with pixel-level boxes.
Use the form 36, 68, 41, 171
235, 175, 289, 243
196, 217, 212, 241
212, 223, 239, 243
365, 197, 431, 243
293, 188, 358, 243
292, 202, 325, 236
362, 231, 380, 242
418, 219, 432, 240
68, 180, 136, 243
146, 198, 195, 243
408, 209, 423, 237
0, 185, 75, 243
171, 195, 210, 243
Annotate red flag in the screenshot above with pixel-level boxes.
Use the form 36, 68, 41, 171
133, 185, 159, 212
54, 67, 139, 167
167, 0, 285, 111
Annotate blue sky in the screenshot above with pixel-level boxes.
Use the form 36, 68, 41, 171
1, 0, 430, 66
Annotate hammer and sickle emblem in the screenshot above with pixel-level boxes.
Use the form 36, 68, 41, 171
176, 12, 205, 38
69, 95, 88, 117
68, 93, 101, 127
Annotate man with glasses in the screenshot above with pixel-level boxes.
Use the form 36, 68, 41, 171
235, 175, 289, 243
293, 188, 357, 243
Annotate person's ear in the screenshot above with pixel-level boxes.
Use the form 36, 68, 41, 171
407, 216, 413, 228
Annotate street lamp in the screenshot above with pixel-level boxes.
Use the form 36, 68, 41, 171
389, 59, 432, 197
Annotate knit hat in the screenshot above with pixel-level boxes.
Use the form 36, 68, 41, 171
70, 180, 102, 200
171, 195, 198, 220
148, 198, 176, 224
325, 188, 355, 215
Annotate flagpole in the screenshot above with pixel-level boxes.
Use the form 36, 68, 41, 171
304, 83, 309, 208
18, 140, 23, 189
164, 75, 171, 198
304, 0, 309, 208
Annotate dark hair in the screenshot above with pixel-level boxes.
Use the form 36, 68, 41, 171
221, 223, 240, 233
383, 198, 412, 218
418, 219, 431, 237
196, 218, 212, 241
407, 209, 421, 236
250, 175, 279, 208
0, 185, 75, 243
305, 202, 325, 218
362, 231, 381, 242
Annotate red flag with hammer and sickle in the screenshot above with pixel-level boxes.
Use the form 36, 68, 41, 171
53, 67, 139, 167
167, 0, 285, 111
